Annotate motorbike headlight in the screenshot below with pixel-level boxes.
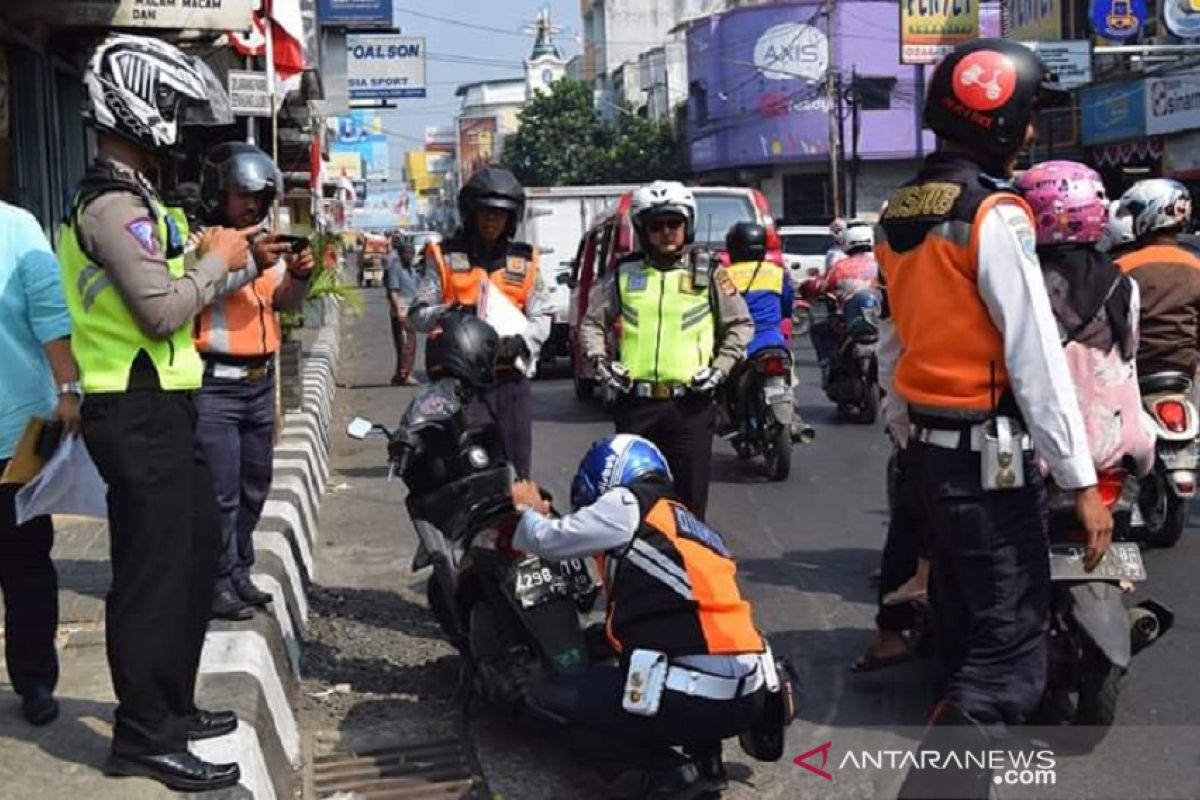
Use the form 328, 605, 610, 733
467, 446, 490, 469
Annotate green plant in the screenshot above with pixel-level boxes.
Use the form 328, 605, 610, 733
280, 233, 363, 339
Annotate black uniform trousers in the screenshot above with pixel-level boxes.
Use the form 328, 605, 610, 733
876, 445, 922, 633
908, 440, 1049, 725
527, 665, 764, 778
467, 378, 533, 479
0, 460, 59, 698
615, 394, 716, 520
81, 390, 219, 756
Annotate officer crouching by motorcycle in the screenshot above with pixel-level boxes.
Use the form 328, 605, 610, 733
511, 434, 796, 799
720, 222, 810, 443
410, 167, 553, 478
581, 181, 753, 519
877, 40, 1112, 797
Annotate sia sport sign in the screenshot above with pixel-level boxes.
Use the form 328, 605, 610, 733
900, 0, 980, 65
347, 35, 427, 100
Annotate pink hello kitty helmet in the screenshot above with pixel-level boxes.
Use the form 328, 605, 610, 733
1015, 160, 1109, 246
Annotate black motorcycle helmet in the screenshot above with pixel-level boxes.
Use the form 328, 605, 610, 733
458, 167, 525, 239
924, 38, 1067, 166
424, 313, 499, 389
726, 222, 768, 262
200, 142, 282, 225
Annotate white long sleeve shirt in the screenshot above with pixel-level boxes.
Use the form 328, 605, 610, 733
879, 201, 1097, 490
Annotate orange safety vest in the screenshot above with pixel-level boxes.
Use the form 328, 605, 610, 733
194, 265, 284, 359
599, 482, 764, 657
426, 238, 538, 311
877, 154, 1024, 412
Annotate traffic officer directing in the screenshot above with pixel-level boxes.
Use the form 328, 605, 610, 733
59, 34, 250, 791
411, 167, 553, 478
512, 435, 794, 798
876, 39, 1112, 797
194, 142, 314, 622
581, 181, 753, 519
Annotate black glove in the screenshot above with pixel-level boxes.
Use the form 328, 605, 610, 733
497, 335, 531, 364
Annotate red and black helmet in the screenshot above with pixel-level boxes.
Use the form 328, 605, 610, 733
924, 38, 1067, 162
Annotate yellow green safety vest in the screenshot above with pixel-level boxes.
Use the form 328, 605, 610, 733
58, 194, 203, 393
617, 260, 715, 384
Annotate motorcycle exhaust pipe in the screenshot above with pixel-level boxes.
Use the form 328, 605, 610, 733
795, 423, 817, 445
1129, 599, 1176, 656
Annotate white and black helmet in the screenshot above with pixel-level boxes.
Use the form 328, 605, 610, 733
842, 222, 875, 253
631, 180, 696, 242
1116, 179, 1193, 242
1097, 200, 1136, 255
85, 34, 233, 151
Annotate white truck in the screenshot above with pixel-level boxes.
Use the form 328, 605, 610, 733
519, 184, 638, 372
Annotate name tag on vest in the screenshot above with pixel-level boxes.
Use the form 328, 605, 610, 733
448, 252, 473, 273
504, 256, 530, 285
626, 271, 648, 292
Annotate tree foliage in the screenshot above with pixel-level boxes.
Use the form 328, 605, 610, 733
502, 80, 687, 186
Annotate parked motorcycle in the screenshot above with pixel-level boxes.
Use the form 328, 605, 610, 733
1136, 371, 1199, 548
807, 287, 881, 424
346, 379, 597, 710
1039, 469, 1174, 743
726, 346, 811, 481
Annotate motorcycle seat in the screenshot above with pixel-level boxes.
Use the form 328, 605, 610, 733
1139, 371, 1192, 394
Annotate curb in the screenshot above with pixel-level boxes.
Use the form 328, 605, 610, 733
190, 297, 340, 800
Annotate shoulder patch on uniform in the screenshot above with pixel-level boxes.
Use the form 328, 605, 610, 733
125, 217, 160, 257
995, 202, 1038, 260
716, 268, 738, 296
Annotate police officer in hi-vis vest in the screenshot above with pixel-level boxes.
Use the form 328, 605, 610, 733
60, 34, 253, 791
876, 40, 1112, 797
411, 167, 553, 478
581, 181, 753, 520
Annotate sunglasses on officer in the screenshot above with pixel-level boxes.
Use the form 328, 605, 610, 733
647, 217, 685, 234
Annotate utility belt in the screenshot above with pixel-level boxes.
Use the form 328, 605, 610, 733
203, 355, 274, 383
910, 409, 1033, 491
621, 649, 770, 716
630, 380, 689, 400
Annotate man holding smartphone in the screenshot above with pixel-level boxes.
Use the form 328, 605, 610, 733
193, 142, 314, 621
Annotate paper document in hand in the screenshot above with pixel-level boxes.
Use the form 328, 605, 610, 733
15, 436, 108, 525
477, 279, 529, 338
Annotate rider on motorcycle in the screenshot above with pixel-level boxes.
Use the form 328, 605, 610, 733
721, 222, 808, 441
808, 223, 880, 373
511, 434, 793, 799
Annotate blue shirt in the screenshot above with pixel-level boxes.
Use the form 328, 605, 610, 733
725, 260, 794, 356
384, 255, 422, 302
0, 203, 71, 459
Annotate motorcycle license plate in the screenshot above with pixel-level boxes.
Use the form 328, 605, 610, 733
512, 556, 571, 609
558, 558, 595, 597
1049, 542, 1146, 582
763, 378, 791, 404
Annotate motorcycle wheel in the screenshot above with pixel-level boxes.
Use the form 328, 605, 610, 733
853, 382, 880, 425
1075, 643, 1124, 730
764, 424, 792, 481
426, 577, 461, 644
1139, 474, 1188, 548
793, 307, 812, 337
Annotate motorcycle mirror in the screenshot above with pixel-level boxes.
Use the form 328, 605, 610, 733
346, 416, 377, 440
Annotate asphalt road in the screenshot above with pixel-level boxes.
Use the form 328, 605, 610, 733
314, 286, 1200, 800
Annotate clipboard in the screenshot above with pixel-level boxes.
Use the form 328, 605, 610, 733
1, 418, 63, 485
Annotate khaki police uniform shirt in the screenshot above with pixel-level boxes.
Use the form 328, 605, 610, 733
580, 257, 753, 377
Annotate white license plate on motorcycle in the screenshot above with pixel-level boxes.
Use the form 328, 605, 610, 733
513, 556, 571, 609
763, 379, 791, 403
1049, 543, 1146, 582
558, 558, 595, 596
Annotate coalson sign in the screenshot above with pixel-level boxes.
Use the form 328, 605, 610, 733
346, 35, 427, 100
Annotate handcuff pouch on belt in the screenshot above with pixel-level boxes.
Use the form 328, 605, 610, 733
622, 649, 669, 717
981, 415, 1026, 491
739, 645, 799, 763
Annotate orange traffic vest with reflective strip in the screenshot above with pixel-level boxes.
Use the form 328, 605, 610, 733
599, 482, 764, 658
877, 154, 1023, 412
194, 264, 284, 359
427, 238, 538, 311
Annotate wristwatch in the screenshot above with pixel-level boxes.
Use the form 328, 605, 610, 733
57, 381, 83, 397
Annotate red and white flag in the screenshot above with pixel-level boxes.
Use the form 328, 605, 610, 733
227, 0, 306, 99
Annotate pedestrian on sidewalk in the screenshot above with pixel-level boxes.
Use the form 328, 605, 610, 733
0, 200, 82, 727
60, 34, 250, 792
386, 237, 421, 386
193, 142, 314, 622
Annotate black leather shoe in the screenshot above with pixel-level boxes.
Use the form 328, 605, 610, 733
105, 751, 240, 792
21, 686, 59, 726
211, 589, 254, 621
233, 577, 273, 607
186, 709, 238, 741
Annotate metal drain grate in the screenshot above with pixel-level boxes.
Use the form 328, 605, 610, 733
312, 738, 482, 799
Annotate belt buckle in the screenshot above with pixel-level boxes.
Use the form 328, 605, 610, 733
246, 365, 268, 382
651, 383, 671, 400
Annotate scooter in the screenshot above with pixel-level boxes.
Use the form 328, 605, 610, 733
726, 347, 812, 481
347, 378, 598, 710
1136, 371, 1199, 548
814, 289, 881, 424
1039, 468, 1174, 745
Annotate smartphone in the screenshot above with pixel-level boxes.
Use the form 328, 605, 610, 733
34, 421, 64, 460
277, 234, 311, 253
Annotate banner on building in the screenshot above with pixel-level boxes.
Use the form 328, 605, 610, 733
1005, 0, 1062, 40
1019, 40, 1091, 89
347, 35, 427, 100
1080, 80, 1146, 145
1092, 0, 1145, 41
425, 126, 457, 153
1146, 69, 1200, 137
328, 111, 389, 181
46, 0, 255, 30
458, 117, 498, 184
351, 186, 417, 230
1165, 131, 1200, 176
900, 0, 980, 65
227, 70, 271, 118
318, 0, 392, 27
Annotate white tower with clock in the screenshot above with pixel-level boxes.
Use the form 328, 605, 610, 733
524, 8, 567, 98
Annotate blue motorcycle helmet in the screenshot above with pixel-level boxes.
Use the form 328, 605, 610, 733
570, 434, 673, 510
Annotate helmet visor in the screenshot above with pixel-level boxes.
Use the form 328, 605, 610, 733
223, 152, 281, 194
180, 57, 235, 128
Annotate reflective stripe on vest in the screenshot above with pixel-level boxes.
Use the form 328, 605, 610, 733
194, 263, 284, 358
58, 198, 203, 393
599, 494, 764, 657
618, 261, 714, 384
428, 241, 537, 310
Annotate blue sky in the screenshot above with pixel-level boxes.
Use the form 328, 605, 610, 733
382, 0, 580, 150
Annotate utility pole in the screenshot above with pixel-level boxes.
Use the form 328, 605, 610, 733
849, 67, 861, 217
824, 0, 842, 218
